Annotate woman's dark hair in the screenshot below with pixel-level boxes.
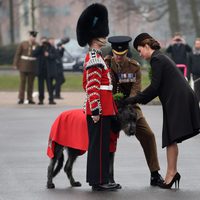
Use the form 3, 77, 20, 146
140, 38, 161, 50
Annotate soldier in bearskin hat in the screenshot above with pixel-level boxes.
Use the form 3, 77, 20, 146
76, 3, 119, 191
105, 35, 164, 187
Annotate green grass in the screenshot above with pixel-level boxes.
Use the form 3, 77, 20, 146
0, 72, 84, 91
141, 70, 150, 90
0, 74, 20, 91
0, 71, 150, 91
62, 73, 83, 91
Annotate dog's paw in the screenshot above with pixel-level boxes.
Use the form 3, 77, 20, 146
71, 181, 82, 187
47, 182, 55, 189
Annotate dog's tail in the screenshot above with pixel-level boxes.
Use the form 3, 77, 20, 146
52, 152, 64, 177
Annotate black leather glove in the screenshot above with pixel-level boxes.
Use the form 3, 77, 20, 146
124, 96, 137, 105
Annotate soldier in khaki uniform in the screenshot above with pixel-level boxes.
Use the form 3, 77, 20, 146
13, 31, 38, 104
105, 36, 163, 186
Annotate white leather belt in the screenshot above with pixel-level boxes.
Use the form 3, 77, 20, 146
21, 55, 36, 61
100, 85, 113, 91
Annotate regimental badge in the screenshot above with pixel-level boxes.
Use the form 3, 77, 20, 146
118, 73, 136, 83
90, 51, 96, 58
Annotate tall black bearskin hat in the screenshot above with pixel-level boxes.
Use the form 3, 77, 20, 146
133, 33, 153, 50
76, 3, 109, 47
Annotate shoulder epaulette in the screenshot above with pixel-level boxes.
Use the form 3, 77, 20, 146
85, 50, 107, 70
129, 58, 140, 67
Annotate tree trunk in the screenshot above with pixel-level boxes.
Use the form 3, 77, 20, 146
31, 0, 35, 30
9, 0, 14, 44
167, 0, 180, 36
0, 24, 2, 46
189, 0, 200, 37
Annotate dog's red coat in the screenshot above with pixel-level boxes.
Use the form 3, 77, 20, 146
47, 109, 119, 158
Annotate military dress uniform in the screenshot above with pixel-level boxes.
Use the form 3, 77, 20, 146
13, 31, 38, 104
77, 3, 119, 191
106, 36, 163, 186
83, 49, 117, 186
105, 55, 160, 172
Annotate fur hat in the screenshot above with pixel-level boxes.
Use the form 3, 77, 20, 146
133, 33, 153, 50
76, 3, 109, 47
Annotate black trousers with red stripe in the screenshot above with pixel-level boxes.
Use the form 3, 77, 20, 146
86, 115, 111, 186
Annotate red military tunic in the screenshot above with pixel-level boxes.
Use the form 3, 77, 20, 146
83, 49, 118, 185
83, 49, 116, 116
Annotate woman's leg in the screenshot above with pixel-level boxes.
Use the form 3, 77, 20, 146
165, 143, 178, 183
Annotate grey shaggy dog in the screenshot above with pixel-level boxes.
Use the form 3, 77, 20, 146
47, 104, 136, 189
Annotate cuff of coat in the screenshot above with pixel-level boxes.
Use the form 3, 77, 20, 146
92, 109, 99, 116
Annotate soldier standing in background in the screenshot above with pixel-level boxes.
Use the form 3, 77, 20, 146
13, 31, 38, 104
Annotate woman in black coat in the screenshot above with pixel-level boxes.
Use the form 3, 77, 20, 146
125, 33, 200, 189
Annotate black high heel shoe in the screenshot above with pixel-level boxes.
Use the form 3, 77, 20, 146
158, 172, 181, 189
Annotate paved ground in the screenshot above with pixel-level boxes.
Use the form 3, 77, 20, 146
1, 91, 86, 106
0, 92, 200, 200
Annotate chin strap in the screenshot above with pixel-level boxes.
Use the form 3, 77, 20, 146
96, 38, 107, 46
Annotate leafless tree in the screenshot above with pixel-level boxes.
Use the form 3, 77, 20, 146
108, 0, 183, 37
9, 0, 15, 43
189, 0, 200, 37
0, 0, 2, 45
109, 0, 168, 22
167, 0, 180, 36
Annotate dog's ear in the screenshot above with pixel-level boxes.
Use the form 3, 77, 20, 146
128, 105, 137, 119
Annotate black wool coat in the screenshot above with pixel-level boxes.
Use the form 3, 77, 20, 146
166, 43, 192, 65
134, 50, 200, 148
33, 45, 57, 78
188, 52, 200, 76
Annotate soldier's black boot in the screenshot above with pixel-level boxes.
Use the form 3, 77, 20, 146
18, 99, 24, 104
150, 171, 164, 186
28, 100, 35, 104
109, 152, 122, 189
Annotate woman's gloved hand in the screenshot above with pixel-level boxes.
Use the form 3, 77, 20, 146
124, 96, 137, 105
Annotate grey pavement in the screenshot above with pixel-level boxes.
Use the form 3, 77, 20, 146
0, 96, 200, 200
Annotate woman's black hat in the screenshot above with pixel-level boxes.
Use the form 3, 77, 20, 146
133, 33, 152, 50
76, 3, 109, 47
